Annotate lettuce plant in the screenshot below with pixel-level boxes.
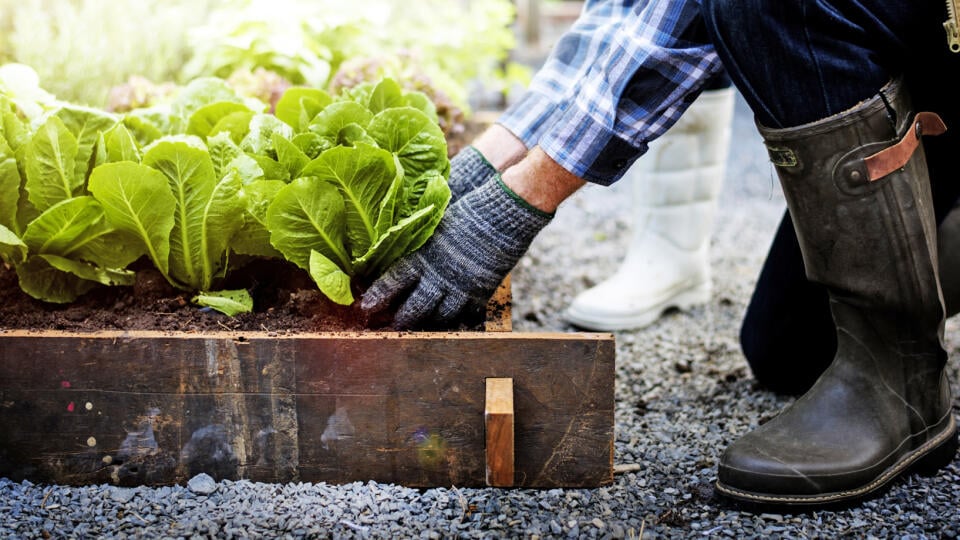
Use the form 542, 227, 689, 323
143, 76, 452, 306
0, 101, 141, 303
87, 138, 247, 294
0, 79, 257, 313
257, 78, 452, 305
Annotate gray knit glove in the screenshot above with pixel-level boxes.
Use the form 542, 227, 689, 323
361, 176, 553, 329
448, 146, 498, 203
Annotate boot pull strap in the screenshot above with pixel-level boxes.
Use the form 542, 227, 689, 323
864, 112, 947, 182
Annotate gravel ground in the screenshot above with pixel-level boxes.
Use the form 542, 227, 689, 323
3, 93, 960, 539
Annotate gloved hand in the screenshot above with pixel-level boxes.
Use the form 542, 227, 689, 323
361, 175, 553, 329
447, 146, 498, 203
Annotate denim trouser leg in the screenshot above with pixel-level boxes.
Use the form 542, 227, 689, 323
700, 0, 946, 127
701, 0, 960, 392
738, 211, 835, 395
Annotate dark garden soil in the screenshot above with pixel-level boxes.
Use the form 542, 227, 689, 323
0, 259, 493, 334
0, 259, 367, 333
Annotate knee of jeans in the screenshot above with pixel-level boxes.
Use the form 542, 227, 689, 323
739, 339, 814, 395
739, 317, 834, 395
740, 315, 802, 393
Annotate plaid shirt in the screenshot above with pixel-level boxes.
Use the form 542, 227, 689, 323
498, 0, 723, 185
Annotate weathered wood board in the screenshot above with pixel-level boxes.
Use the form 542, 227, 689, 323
485, 377, 515, 487
0, 329, 615, 488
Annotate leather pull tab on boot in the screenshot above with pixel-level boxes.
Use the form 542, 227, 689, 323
864, 112, 947, 181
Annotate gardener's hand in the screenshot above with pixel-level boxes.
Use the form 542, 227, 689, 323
447, 146, 497, 203
361, 176, 553, 329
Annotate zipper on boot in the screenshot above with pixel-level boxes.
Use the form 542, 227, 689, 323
946, 0, 960, 52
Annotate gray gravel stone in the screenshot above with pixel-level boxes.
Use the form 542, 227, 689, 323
109, 487, 137, 504
187, 473, 218, 495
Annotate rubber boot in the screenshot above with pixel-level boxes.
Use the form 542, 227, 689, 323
716, 78, 958, 508
564, 87, 735, 331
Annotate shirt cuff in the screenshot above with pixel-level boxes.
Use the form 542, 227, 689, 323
496, 91, 565, 150
537, 103, 647, 186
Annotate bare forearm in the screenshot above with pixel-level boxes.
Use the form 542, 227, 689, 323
501, 147, 586, 214
472, 124, 528, 171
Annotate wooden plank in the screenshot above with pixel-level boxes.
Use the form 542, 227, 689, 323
485, 378, 514, 487
0, 330, 615, 488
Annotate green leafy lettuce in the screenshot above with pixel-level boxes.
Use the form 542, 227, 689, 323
263, 78, 450, 305
0, 101, 140, 303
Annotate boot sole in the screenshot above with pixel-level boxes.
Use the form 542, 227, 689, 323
564, 282, 711, 332
714, 415, 958, 512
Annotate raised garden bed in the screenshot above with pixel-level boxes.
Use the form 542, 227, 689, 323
0, 267, 616, 488
0, 70, 615, 489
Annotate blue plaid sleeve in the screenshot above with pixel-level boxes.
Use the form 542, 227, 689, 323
498, 0, 724, 186
497, 0, 635, 148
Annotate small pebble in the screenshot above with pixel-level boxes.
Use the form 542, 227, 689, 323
187, 474, 218, 496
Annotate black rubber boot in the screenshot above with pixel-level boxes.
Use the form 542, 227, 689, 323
716, 78, 958, 508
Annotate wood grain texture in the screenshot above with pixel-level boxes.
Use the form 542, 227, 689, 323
485, 378, 514, 487
0, 330, 615, 488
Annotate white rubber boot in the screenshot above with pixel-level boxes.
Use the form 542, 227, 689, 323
565, 87, 736, 331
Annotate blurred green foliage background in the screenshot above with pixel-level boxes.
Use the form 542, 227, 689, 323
0, 0, 528, 114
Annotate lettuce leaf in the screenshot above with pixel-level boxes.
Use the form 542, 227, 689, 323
275, 87, 332, 131
266, 176, 351, 272
187, 101, 253, 139
368, 106, 448, 184
24, 116, 80, 212
54, 105, 119, 180
233, 179, 285, 259
0, 223, 26, 265
142, 138, 244, 291
309, 250, 354, 305
193, 289, 254, 316
88, 161, 175, 277
300, 143, 399, 259
0, 134, 21, 234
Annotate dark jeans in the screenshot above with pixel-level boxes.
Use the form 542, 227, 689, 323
700, 0, 960, 394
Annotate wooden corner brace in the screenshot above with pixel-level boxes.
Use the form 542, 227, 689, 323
485, 377, 515, 487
